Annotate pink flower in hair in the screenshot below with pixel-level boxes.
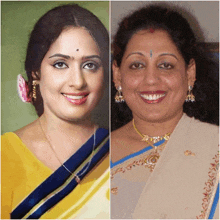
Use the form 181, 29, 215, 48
17, 74, 31, 103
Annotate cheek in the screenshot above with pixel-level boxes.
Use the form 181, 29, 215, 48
121, 73, 141, 91
89, 72, 104, 93
41, 75, 63, 91
39, 73, 64, 99
165, 71, 188, 97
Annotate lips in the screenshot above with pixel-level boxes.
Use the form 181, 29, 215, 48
140, 91, 166, 104
62, 92, 89, 105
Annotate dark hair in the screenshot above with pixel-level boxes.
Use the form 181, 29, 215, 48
25, 4, 109, 116
112, 5, 219, 130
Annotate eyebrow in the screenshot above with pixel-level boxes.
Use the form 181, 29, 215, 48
159, 53, 178, 60
49, 54, 101, 60
83, 55, 101, 60
125, 52, 179, 61
49, 54, 70, 59
126, 52, 144, 59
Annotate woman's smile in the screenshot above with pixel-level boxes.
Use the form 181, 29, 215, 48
39, 27, 104, 121
139, 91, 166, 104
62, 92, 89, 105
113, 29, 196, 123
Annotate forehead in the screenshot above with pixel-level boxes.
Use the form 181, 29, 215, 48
125, 29, 180, 55
47, 27, 100, 55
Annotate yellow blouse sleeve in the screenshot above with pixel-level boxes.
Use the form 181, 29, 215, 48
1, 133, 29, 219
1, 133, 14, 219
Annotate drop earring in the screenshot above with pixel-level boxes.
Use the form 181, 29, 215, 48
115, 86, 124, 103
32, 80, 38, 101
185, 85, 195, 102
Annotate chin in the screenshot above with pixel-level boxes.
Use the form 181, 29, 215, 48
62, 114, 91, 123
56, 109, 92, 122
139, 112, 170, 123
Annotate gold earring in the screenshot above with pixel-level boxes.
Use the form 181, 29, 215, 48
32, 80, 38, 101
115, 86, 124, 103
185, 85, 195, 102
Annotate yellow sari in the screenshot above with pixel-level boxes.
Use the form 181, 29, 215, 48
1, 129, 109, 219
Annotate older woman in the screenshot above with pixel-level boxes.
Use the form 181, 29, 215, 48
111, 5, 219, 219
1, 4, 109, 219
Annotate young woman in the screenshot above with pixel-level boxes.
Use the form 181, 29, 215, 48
111, 5, 219, 219
2, 4, 109, 219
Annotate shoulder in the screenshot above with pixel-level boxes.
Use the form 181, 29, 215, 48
189, 116, 218, 136
14, 119, 43, 150
181, 114, 218, 134
1, 132, 21, 155
111, 121, 135, 162
182, 115, 219, 149
14, 119, 40, 141
2, 119, 43, 158
111, 122, 132, 146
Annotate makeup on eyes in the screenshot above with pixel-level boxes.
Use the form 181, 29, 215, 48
129, 61, 145, 69
49, 53, 102, 71
82, 61, 101, 72
157, 62, 174, 70
53, 61, 68, 69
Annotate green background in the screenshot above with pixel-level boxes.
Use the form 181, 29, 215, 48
1, 1, 109, 134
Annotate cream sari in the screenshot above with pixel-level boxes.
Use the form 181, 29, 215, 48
111, 114, 219, 219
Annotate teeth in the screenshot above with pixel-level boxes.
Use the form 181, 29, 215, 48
141, 94, 165, 101
63, 94, 85, 99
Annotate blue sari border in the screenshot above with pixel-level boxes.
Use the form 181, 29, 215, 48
11, 128, 109, 219
208, 183, 219, 219
111, 139, 165, 168
26, 138, 109, 219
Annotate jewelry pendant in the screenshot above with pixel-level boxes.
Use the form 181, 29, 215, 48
75, 175, 81, 183
141, 135, 150, 142
164, 133, 170, 140
144, 152, 160, 172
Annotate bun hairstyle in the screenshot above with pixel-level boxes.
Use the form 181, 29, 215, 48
112, 5, 219, 130
25, 4, 109, 116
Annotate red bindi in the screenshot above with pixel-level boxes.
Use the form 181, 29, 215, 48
149, 28, 155, 33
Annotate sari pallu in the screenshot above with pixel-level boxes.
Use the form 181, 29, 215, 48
2, 128, 110, 219
111, 114, 219, 219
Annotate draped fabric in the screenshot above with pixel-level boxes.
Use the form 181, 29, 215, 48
1, 128, 110, 219
111, 114, 219, 219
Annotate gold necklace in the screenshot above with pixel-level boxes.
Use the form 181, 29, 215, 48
132, 119, 171, 147
38, 118, 97, 177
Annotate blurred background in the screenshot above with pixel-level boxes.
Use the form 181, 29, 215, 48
111, 1, 219, 43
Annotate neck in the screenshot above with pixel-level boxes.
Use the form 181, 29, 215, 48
39, 113, 96, 145
133, 111, 183, 137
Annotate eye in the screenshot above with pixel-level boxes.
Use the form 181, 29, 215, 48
83, 62, 99, 71
129, 62, 145, 69
53, 62, 68, 69
158, 62, 173, 69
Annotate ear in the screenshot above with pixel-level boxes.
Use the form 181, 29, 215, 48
186, 59, 196, 86
112, 61, 121, 89
32, 71, 40, 80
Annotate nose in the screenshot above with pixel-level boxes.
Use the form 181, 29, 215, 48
68, 66, 86, 89
143, 65, 160, 85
